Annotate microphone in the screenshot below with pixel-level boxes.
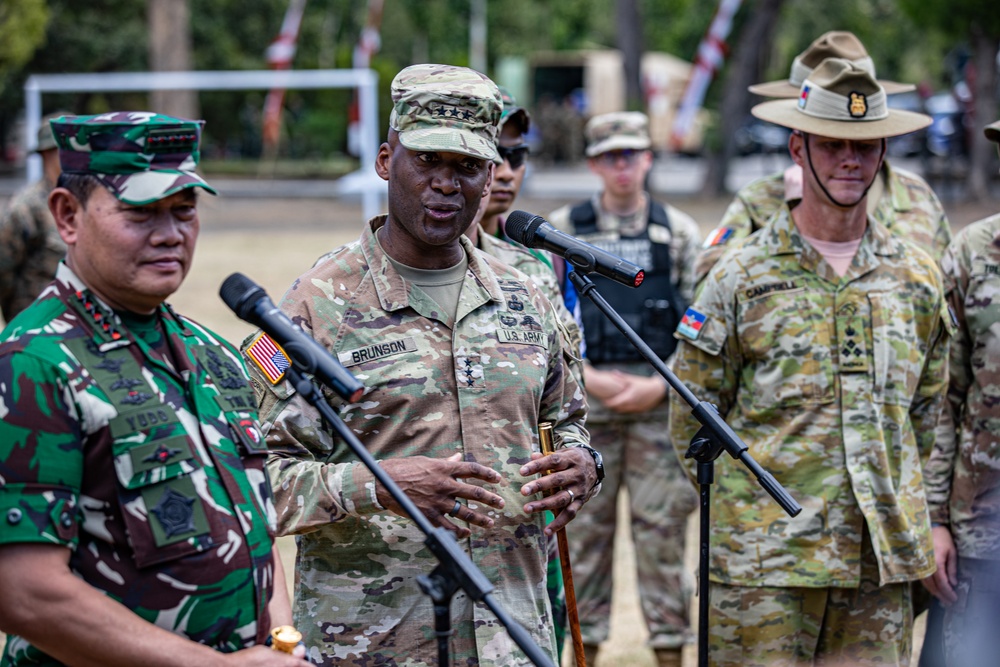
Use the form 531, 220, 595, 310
504, 210, 645, 288
220, 273, 365, 403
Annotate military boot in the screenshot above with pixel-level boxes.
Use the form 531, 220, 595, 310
654, 647, 683, 667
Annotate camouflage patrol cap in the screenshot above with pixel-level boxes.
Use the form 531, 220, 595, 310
749, 31, 915, 98
389, 64, 501, 161
985, 119, 1000, 143
51, 111, 217, 205
585, 111, 651, 157
34, 111, 70, 153
498, 86, 530, 135
752, 58, 930, 140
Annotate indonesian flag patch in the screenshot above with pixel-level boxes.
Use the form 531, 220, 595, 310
677, 307, 708, 340
245, 332, 290, 384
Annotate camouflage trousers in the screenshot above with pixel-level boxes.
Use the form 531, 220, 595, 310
566, 412, 697, 648
941, 556, 1000, 666
707, 531, 914, 666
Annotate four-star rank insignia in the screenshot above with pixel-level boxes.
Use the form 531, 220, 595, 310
848, 92, 868, 118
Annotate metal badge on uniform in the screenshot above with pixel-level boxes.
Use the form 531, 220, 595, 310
677, 307, 708, 340
704, 227, 734, 248
245, 332, 290, 384
337, 336, 417, 368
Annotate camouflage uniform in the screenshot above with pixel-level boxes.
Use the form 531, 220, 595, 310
546, 195, 701, 649
248, 219, 589, 667
0, 263, 277, 666
0, 179, 66, 322
924, 213, 1000, 664
695, 161, 952, 286
669, 209, 953, 664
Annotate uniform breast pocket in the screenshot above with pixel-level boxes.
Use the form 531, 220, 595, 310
111, 431, 212, 569
870, 292, 923, 406
737, 288, 835, 409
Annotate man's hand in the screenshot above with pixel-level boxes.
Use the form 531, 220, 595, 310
519, 448, 598, 536
921, 524, 958, 606
223, 646, 311, 666
378, 453, 506, 539
600, 371, 667, 414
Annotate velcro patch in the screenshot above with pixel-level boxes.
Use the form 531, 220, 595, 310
704, 227, 734, 248
497, 328, 547, 346
245, 332, 290, 385
677, 307, 708, 340
338, 337, 417, 367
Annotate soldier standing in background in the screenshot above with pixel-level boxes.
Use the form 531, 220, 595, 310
246, 64, 598, 667
547, 112, 701, 667
670, 59, 951, 665
0, 112, 308, 667
695, 31, 952, 287
922, 119, 1000, 666
0, 112, 69, 322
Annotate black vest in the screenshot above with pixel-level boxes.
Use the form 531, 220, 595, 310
569, 199, 686, 363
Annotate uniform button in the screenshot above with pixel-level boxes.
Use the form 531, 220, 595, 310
60, 512, 73, 528
6, 508, 22, 525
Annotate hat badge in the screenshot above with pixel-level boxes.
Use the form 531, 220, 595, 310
798, 84, 811, 109
848, 92, 868, 118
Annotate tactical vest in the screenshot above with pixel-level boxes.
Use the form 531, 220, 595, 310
569, 199, 686, 364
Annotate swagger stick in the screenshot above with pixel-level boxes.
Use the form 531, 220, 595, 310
539, 422, 587, 667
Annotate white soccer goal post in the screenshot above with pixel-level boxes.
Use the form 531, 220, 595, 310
23, 69, 384, 218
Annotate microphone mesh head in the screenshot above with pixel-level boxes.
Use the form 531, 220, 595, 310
219, 273, 262, 319
503, 210, 543, 246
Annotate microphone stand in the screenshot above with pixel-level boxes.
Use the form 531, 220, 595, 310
283, 364, 555, 667
567, 271, 801, 667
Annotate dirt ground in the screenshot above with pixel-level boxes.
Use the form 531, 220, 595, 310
5, 186, 987, 663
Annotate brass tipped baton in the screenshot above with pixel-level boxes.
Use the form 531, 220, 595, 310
539, 422, 587, 667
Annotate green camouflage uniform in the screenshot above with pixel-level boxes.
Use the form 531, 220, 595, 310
694, 161, 952, 286
0, 178, 66, 322
669, 209, 953, 664
546, 196, 701, 649
0, 264, 277, 666
924, 213, 1000, 664
247, 219, 589, 667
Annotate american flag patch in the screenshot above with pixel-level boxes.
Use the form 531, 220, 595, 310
704, 227, 734, 248
677, 307, 708, 340
245, 332, 290, 384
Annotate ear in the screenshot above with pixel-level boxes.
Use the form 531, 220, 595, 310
788, 131, 806, 168
481, 161, 495, 199
374, 142, 391, 182
48, 188, 83, 245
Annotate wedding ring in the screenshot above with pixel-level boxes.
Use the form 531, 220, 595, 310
566, 489, 575, 504
448, 499, 462, 517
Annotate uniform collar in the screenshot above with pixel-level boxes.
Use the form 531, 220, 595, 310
360, 216, 505, 315
879, 160, 913, 214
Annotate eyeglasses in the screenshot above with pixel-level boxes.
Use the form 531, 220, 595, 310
497, 144, 529, 169
595, 149, 643, 167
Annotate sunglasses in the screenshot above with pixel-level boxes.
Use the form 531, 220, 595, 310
497, 144, 529, 169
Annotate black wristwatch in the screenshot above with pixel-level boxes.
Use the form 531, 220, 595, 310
577, 445, 605, 489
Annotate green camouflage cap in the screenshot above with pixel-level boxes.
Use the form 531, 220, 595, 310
51, 111, 217, 205
985, 119, 1000, 143
389, 64, 501, 161
498, 86, 530, 135
585, 111, 651, 157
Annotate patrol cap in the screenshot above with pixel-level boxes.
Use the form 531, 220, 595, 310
50, 111, 217, 206
585, 111, 651, 157
498, 86, 530, 135
751, 58, 930, 140
389, 64, 501, 162
749, 31, 916, 98
34, 111, 69, 153
985, 119, 1000, 143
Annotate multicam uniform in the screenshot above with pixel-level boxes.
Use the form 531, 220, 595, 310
694, 161, 952, 285
0, 264, 278, 666
924, 213, 1000, 663
0, 179, 66, 322
546, 195, 701, 649
669, 209, 952, 664
248, 218, 588, 667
